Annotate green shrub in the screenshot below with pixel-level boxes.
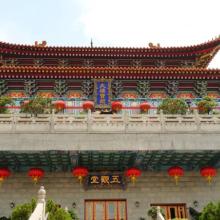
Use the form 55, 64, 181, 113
147, 207, 165, 220
0, 217, 10, 220
158, 98, 188, 115
11, 198, 77, 220
197, 96, 217, 114
46, 199, 72, 220
20, 96, 52, 116
68, 209, 79, 220
0, 96, 13, 114
11, 199, 36, 220
147, 207, 157, 220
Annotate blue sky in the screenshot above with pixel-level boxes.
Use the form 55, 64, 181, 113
0, 0, 219, 67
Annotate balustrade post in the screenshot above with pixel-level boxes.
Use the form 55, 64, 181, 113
12, 112, 17, 132
194, 109, 201, 131
87, 109, 92, 132
124, 110, 128, 132
50, 109, 55, 132
178, 115, 182, 123
160, 110, 165, 132
32, 115, 36, 124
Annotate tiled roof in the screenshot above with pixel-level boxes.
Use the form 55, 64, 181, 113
0, 37, 219, 57
0, 66, 219, 79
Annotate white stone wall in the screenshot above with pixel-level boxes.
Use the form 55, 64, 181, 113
0, 171, 220, 219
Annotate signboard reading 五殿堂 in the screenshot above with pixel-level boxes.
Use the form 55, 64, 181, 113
84, 173, 127, 190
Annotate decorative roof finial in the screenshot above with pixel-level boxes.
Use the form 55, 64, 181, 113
35, 41, 47, 47
148, 42, 161, 48
90, 39, 93, 48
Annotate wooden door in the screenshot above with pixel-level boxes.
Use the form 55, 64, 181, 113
151, 204, 187, 220
167, 205, 179, 219
85, 200, 127, 220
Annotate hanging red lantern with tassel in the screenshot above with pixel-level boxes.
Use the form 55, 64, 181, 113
53, 100, 66, 111
125, 168, 141, 184
140, 102, 151, 112
0, 168, 11, 185
72, 166, 88, 184
82, 101, 94, 111
111, 101, 123, 112
168, 166, 184, 185
28, 168, 45, 184
200, 166, 217, 184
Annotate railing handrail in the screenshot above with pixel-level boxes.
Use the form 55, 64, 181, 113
0, 112, 219, 133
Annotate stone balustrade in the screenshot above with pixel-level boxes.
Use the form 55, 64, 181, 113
0, 112, 219, 133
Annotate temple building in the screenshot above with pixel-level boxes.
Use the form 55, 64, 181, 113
0, 37, 220, 220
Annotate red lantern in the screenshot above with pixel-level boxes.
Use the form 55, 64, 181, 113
111, 101, 123, 112
168, 166, 184, 185
72, 166, 88, 183
53, 100, 66, 111
200, 166, 217, 184
28, 168, 44, 183
125, 168, 141, 184
0, 168, 11, 185
140, 102, 151, 112
82, 101, 94, 111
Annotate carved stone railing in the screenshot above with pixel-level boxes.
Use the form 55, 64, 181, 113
0, 112, 219, 133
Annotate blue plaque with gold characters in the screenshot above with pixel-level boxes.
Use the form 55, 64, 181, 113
94, 79, 112, 108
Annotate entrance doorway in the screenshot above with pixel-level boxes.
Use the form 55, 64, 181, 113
151, 204, 187, 220
85, 200, 127, 220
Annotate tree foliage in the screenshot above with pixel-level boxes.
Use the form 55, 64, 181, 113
158, 98, 188, 115
199, 202, 220, 220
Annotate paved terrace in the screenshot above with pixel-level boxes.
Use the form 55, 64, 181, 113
0, 112, 219, 151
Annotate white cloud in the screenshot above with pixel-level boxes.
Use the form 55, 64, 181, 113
80, 0, 219, 45
0, 0, 219, 67
80, 0, 220, 67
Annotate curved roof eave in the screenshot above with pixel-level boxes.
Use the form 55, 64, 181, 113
0, 66, 219, 80
0, 36, 220, 59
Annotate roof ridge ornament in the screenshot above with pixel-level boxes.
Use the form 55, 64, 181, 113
34, 41, 47, 47
90, 39, 93, 48
148, 42, 161, 48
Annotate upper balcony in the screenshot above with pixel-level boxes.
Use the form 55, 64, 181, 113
0, 111, 219, 152
0, 111, 220, 134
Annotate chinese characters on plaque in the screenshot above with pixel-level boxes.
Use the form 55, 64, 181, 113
85, 174, 126, 189
94, 79, 112, 109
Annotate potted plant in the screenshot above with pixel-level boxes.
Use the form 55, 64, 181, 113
197, 96, 217, 114
158, 98, 188, 115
